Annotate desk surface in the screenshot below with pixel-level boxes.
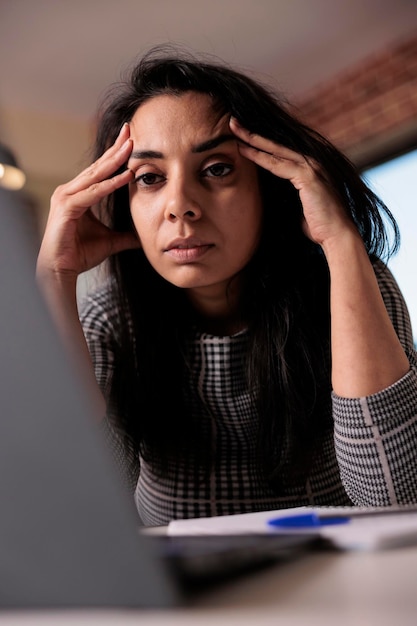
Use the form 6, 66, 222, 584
1, 544, 417, 626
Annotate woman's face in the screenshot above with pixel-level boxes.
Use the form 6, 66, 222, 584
128, 92, 263, 300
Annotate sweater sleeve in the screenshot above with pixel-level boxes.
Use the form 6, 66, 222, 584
333, 262, 417, 505
79, 288, 140, 495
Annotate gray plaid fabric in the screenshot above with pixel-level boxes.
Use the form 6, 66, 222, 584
81, 262, 417, 525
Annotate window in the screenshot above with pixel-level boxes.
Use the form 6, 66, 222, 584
362, 147, 417, 343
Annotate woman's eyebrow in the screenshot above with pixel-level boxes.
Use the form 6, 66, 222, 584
130, 149, 163, 160
129, 134, 236, 161
192, 133, 236, 153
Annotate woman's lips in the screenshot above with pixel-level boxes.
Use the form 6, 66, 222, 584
164, 244, 214, 263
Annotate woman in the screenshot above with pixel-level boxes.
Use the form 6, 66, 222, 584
37, 48, 417, 525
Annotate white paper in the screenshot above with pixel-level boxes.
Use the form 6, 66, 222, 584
167, 505, 417, 550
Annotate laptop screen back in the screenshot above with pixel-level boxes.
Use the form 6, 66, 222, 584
0, 188, 180, 608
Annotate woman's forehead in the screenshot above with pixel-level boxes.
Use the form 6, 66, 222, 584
129, 92, 230, 152
131, 92, 226, 130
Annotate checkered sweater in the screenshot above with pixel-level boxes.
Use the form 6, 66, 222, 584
80, 265, 417, 526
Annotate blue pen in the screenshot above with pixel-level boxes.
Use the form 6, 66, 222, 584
267, 512, 350, 528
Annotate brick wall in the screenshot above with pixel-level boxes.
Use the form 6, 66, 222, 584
296, 33, 417, 166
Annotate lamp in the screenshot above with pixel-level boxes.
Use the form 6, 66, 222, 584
0, 144, 26, 190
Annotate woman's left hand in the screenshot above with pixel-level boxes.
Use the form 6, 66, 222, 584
229, 119, 411, 398
229, 117, 356, 248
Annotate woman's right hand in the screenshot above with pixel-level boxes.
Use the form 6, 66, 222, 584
37, 122, 139, 284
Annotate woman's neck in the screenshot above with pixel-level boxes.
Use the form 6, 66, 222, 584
186, 276, 246, 336
195, 314, 247, 337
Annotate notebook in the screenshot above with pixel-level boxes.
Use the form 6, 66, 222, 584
0, 188, 318, 609
168, 505, 417, 551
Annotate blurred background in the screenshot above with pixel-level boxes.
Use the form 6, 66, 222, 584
0, 0, 416, 333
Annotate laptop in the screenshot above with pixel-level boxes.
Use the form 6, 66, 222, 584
0, 188, 318, 608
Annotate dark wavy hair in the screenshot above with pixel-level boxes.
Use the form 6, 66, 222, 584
93, 46, 399, 484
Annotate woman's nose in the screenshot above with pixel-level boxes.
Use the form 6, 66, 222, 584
164, 180, 202, 222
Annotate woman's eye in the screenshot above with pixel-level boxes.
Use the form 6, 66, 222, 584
135, 172, 165, 186
202, 163, 233, 178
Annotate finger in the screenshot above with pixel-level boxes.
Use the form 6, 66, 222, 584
91, 121, 131, 166
65, 136, 133, 196
72, 122, 131, 186
229, 117, 306, 165
61, 122, 131, 195
229, 119, 317, 183
52, 168, 134, 219
113, 122, 131, 149
92, 121, 131, 160
238, 141, 314, 185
